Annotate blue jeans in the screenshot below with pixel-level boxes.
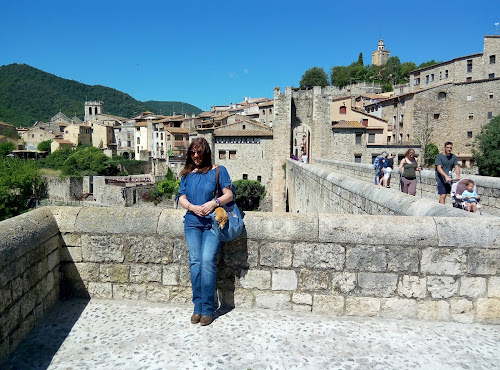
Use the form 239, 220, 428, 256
184, 224, 221, 316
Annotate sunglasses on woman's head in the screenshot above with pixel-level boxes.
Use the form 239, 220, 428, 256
190, 150, 203, 156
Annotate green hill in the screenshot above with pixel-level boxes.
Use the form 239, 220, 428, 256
144, 101, 202, 116
0, 64, 202, 127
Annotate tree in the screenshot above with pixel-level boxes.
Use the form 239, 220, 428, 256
472, 115, 500, 177
61, 146, 113, 177
300, 67, 328, 88
41, 145, 73, 169
357, 52, 364, 65
330, 66, 350, 88
233, 180, 266, 211
424, 143, 439, 167
0, 142, 15, 157
37, 139, 52, 153
417, 60, 439, 69
0, 157, 44, 221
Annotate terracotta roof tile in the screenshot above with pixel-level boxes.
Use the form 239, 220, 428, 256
214, 130, 273, 137
332, 121, 365, 129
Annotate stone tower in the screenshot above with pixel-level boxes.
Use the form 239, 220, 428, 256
372, 39, 390, 66
84, 101, 104, 122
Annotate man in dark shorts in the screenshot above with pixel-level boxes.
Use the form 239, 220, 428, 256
435, 142, 461, 204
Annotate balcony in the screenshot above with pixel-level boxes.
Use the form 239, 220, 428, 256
174, 140, 189, 147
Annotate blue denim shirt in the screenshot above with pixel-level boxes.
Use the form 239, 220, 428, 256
177, 166, 232, 227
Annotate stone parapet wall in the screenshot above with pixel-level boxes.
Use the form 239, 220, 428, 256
0, 208, 61, 362
43, 176, 83, 202
52, 207, 500, 327
313, 158, 500, 216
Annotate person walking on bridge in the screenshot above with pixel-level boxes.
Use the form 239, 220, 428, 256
435, 141, 460, 204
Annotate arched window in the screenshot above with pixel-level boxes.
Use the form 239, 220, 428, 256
438, 92, 447, 101
94, 107, 98, 114
339, 106, 347, 114
89, 107, 92, 116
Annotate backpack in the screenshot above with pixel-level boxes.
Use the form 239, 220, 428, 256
373, 155, 381, 169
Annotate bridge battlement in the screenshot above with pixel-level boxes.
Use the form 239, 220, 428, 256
1, 206, 500, 362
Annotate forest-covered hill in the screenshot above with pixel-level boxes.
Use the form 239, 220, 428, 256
0, 64, 201, 127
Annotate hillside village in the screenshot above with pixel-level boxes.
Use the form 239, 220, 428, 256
1, 35, 499, 193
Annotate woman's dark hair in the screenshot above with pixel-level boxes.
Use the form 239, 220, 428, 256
179, 138, 213, 176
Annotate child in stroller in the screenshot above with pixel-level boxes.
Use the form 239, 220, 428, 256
451, 179, 481, 214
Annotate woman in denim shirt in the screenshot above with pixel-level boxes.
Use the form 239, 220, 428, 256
177, 138, 233, 326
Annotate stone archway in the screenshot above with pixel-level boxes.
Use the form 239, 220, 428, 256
292, 125, 311, 161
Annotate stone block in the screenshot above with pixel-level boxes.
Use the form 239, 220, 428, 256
417, 300, 450, 321
50, 206, 81, 233
467, 249, 500, 275
312, 295, 344, 315
43, 236, 60, 256
292, 293, 312, 305
130, 264, 162, 284
345, 297, 380, 317
293, 243, 344, 270
299, 270, 329, 291
179, 266, 191, 287
421, 247, 467, 275
1, 302, 20, 341
427, 276, 459, 299
173, 239, 189, 264
380, 298, 417, 319
476, 298, 500, 323
61, 246, 83, 263
255, 292, 291, 310
87, 282, 112, 299
460, 277, 487, 298
449, 298, 474, 323
11, 276, 22, 301
272, 270, 297, 291
60, 233, 82, 248
168, 286, 192, 304
157, 209, 185, 237
398, 275, 427, 299
239, 270, 271, 290
113, 284, 147, 300
146, 284, 170, 302
232, 289, 254, 309
126, 236, 173, 264
260, 242, 293, 268
244, 212, 318, 242
435, 217, 500, 248
387, 248, 419, 273
346, 246, 386, 272
0, 283, 12, 313
61, 262, 99, 282
81, 235, 125, 263
100, 264, 130, 283
331, 272, 356, 294
358, 273, 398, 297
20, 289, 36, 318
488, 277, 500, 298
162, 265, 180, 286
222, 239, 258, 268
47, 250, 60, 271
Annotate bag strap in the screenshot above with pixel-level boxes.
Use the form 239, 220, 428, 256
213, 166, 220, 199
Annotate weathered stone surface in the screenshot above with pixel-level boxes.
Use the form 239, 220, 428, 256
61, 247, 82, 263
387, 248, 419, 273
450, 299, 474, 323
312, 295, 344, 315
299, 270, 329, 291
11, 276, 22, 301
292, 293, 312, 305
435, 217, 500, 248
168, 287, 192, 304
47, 250, 59, 271
100, 264, 130, 283
43, 236, 60, 256
222, 239, 258, 268
468, 249, 500, 275
130, 265, 162, 284
81, 235, 125, 263
239, 270, 271, 290
179, 266, 191, 287
173, 239, 189, 264
476, 298, 500, 323
113, 284, 147, 300
146, 284, 170, 302
260, 242, 292, 268
75, 207, 163, 235
421, 248, 467, 275
255, 292, 291, 310
232, 289, 254, 309
380, 298, 417, 319
162, 265, 180, 286
60, 233, 81, 248
346, 246, 386, 272
50, 206, 81, 233
292, 304, 312, 312
157, 209, 185, 237
0, 283, 12, 313
417, 301, 450, 321
460, 277, 487, 298
398, 275, 427, 299
331, 272, 356, 294
318, 214, 437, 246
293, 243, 344, 270
427, 276, 459, 299
61, 262, 99, 282
127, 237, 174, 264
244, 212, 319, 242
272, 270, 297, 291
20, 290, 36, 319
345, 297, 380, 317
488, 277, 500, 298
358, 273, 398, 297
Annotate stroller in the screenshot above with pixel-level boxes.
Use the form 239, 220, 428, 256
451, 178, 482, 215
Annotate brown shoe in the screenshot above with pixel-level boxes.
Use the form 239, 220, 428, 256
200, 316, 212, 326
190, 314, 201, 324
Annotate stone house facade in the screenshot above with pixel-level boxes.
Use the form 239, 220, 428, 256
63, 124, 91, 146
21, 128, 56, 150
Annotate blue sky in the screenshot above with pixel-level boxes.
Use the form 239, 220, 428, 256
1, 0, 499, 112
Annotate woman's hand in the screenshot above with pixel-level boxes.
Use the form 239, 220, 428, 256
199, 200, 217, 216
190, 204, 207, 217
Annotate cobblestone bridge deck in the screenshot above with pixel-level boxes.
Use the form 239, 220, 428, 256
4, 298, 500, 369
